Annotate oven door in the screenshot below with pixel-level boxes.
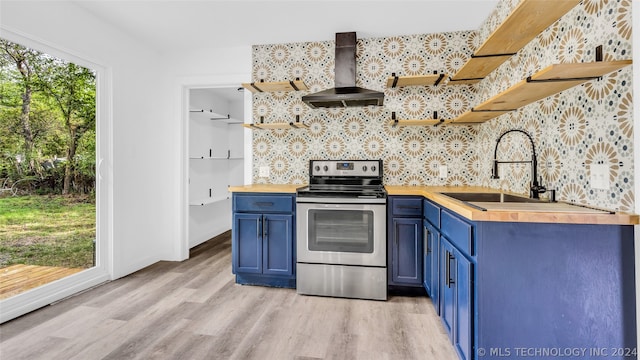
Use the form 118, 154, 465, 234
296, 201, 386, 267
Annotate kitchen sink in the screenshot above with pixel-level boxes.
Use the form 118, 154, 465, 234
439, 192, 542, 203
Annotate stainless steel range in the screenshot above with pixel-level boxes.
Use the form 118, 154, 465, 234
296, 160, 387, 300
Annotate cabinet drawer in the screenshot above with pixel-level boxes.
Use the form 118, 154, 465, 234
233, 194, 294, 213
440, 209, 473, 256
423, 199, 440, 227
391, 197, 423, 216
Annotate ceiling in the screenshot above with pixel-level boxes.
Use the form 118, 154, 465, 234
72, 0, 500, 54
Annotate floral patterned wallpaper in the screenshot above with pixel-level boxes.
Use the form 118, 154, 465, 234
248, 0, 634, 212
475, 0, 634, 211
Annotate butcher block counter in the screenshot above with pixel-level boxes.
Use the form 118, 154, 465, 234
228, 184, 303, 194
387, 185, 639, 225
228, 184, 638, 225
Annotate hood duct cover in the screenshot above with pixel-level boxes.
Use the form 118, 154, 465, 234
302, 32, 384, 108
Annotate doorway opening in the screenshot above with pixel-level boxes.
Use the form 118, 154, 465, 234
187, 87, 247, 249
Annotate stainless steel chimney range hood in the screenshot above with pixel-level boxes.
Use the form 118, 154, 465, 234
302, 32, 384, 109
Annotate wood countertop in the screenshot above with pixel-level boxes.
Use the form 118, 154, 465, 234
228, 184, 304, 194
386, 186, 639, 225
228, 184, 638, 224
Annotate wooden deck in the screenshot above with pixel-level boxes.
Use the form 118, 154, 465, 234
0, 264, 84, 300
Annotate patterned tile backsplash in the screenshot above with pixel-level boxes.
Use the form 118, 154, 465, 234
248, 0, 633, 212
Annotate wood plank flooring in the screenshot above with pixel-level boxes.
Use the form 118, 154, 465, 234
0, 264, 84, 300
0, 231, 458, 360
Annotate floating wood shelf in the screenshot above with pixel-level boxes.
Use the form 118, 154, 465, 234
389, 119, 452, 126
450, 0, 581, 82
449, 55, 512, 84
241, 79, 308, 93
450, 60, 632, 124
449, 110, 511, 124
242, 116, 308, 130
386, 72, 446, 88
388, 111, 451, 127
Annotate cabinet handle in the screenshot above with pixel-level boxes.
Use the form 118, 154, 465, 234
264, 218, 268, 237
445, 250, 450, 287
398, 206, 420, 210
257, 217, 262, 239
447, 252, 456, 288
254, 202, 274, 207
425, 228, 431, 254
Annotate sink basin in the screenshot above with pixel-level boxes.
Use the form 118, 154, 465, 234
440, 192, 542, 203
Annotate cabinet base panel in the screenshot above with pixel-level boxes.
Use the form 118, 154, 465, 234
235, 274, 296, 289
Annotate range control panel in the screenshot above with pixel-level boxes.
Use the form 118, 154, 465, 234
310, 160, 382, 177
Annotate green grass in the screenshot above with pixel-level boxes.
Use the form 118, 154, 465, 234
0, 195, 96, 268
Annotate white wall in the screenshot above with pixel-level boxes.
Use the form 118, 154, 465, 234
1, 1, 177, 278
165, 44, 251, 259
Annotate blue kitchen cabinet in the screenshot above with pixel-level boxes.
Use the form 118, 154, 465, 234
440, 237, 456, 339
232, 193, 295, 288
439, 208, 475, 360
432, 202, 635, 360
424, 220, 440, 306
388, 196, 423, 287
474, 221, 636, 360
423, 198, 441, 313
453, 244, 473, 360
233, 213, 262, 273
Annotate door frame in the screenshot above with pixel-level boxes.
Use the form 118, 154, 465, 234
0, 27, 113, 323
176, 73, 252, 261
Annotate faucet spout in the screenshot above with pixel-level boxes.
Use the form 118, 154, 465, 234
492, 129, 546, 199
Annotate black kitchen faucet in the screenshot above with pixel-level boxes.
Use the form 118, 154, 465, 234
491, 129, 546, 199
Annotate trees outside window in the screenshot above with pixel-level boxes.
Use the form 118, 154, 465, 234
0, 38, 97, 298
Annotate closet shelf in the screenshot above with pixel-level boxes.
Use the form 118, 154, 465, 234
189, 196, 230, 207
189, 150, 242, 160
450, 60, 632, 124
386, 72, 446, 88
189, 109, 242, 124
241, 79, 308, 93
449, 0, 581, 83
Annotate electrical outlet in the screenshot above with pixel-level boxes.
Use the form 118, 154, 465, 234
590, 164, 609, 190
439, 165, 448, 178
259, 166, 270, 177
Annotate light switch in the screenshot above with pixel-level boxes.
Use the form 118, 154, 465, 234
590, 164, 609, 190
259, 166, 270, 177
439, 165, 448, 178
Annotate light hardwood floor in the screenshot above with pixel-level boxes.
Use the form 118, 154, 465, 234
0, 232, 458, 360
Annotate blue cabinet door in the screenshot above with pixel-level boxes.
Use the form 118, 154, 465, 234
423, 220, 431, 294
232, 213, 262, 274
391, 217, 423, 285
263, 214, 293, 276
424, 221, 440, 314
454, 246, 473, 360
440, 237, 455, 340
